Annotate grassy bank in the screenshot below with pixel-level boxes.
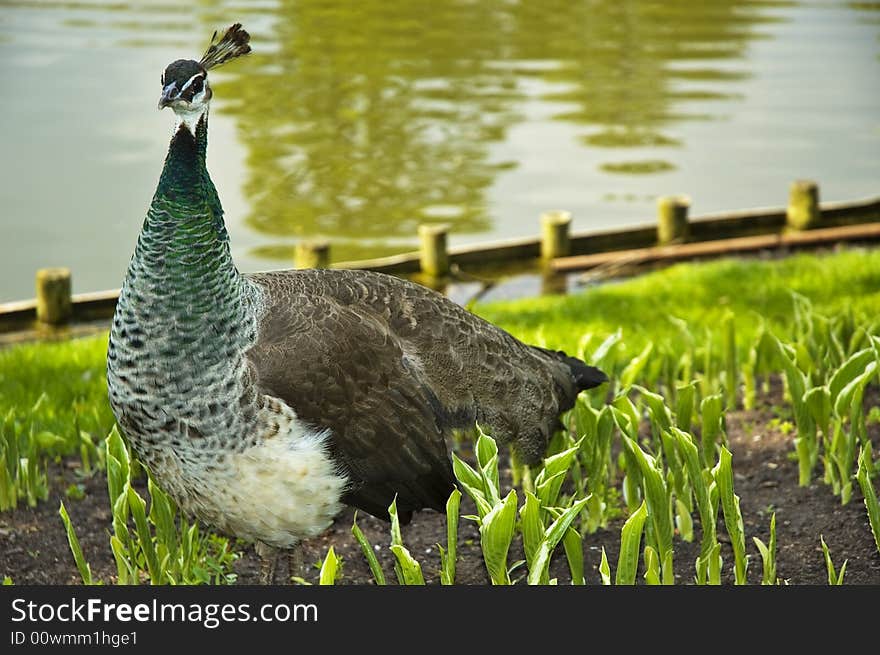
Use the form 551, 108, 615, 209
5, 248, 880, 444
477, 249, 880, 356
2, 247, 879, 584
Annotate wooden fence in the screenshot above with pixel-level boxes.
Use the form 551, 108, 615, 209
2, 180, 879, 341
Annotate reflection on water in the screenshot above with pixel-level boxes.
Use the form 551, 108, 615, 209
216, 0, 521, 243
214, 0, 781, 247
0, 0, 879, 301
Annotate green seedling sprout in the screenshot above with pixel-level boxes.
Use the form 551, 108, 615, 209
762, 333, 817, 486
575, 402, 616, 533
439, 488, 461, 585
856, 447, 880, 555
621, 437, 674, 584
520, 491, 544, 571
562, 526, 585, 586
648, 392, 692, 537
611, 400, 643, 512
599, 547, 611, 585
620, 342, 654, 389
351, 513, 387, 585
714, 447, 748, 584
829, 358, 876, 504
616, 500, 648, 585
742, 325, 764, 411
643, 546, 661, 585
752, 512, 778, 585
699, 393, 725, 467
451, 452, 492, 519
59, 502, 97, 585
820, 536, 847, 585
526, 497, 590, 585
1, 410, 49, 511
675, 381, 696, 434
479, 490, 518, 585
475, 427, 502, 506
723, 311, 738, 409
534, 439, 581, 512
318, 546, 341, 585
388, 497, 426, 585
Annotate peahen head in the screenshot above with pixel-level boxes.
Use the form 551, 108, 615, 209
158, 23, 251, 128
159, 59, 209, 111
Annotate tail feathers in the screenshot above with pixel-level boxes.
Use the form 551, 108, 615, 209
536, 347, 608, 392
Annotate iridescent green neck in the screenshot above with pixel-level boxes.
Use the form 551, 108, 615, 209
109, 111, 264, 461
122, 112, 253, 333
147, 114, 225, 269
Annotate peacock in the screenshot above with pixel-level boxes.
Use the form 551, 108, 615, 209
106, 24, 607, 584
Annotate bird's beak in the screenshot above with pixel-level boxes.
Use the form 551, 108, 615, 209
158, 83, 179, 110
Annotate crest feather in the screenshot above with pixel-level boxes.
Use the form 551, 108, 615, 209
200, 23, 251, 71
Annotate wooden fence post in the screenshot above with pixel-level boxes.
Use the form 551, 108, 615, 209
787, 180, 820, 230
418, 223, 450, 277
540, 210, 572, 259
36, 268, 72, 324
294, 240, 330, 269
657, 195, 690, 245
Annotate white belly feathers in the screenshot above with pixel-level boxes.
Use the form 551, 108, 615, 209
171, 395, 348, 549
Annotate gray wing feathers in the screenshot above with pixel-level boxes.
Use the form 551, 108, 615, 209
245, 268, 583, 517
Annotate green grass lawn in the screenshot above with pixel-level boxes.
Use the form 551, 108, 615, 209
0, 333, 114, 443
476, 248, 880, 357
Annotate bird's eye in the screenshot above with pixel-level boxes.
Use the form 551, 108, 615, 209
191, 76, 204, 94
161, 74, 165, 86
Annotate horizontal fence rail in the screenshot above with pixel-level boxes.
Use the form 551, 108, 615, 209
1, 181, 879, 341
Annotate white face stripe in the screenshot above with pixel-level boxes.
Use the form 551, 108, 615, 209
180, 72, 205, 93
162, 73, 206, 105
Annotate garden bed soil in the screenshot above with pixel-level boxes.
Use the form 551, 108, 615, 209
2, 395, 878, 585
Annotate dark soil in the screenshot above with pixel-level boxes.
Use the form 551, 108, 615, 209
2, 393, 879, 585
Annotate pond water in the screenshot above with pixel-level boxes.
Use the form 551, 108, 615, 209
1, 0, 878, 301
